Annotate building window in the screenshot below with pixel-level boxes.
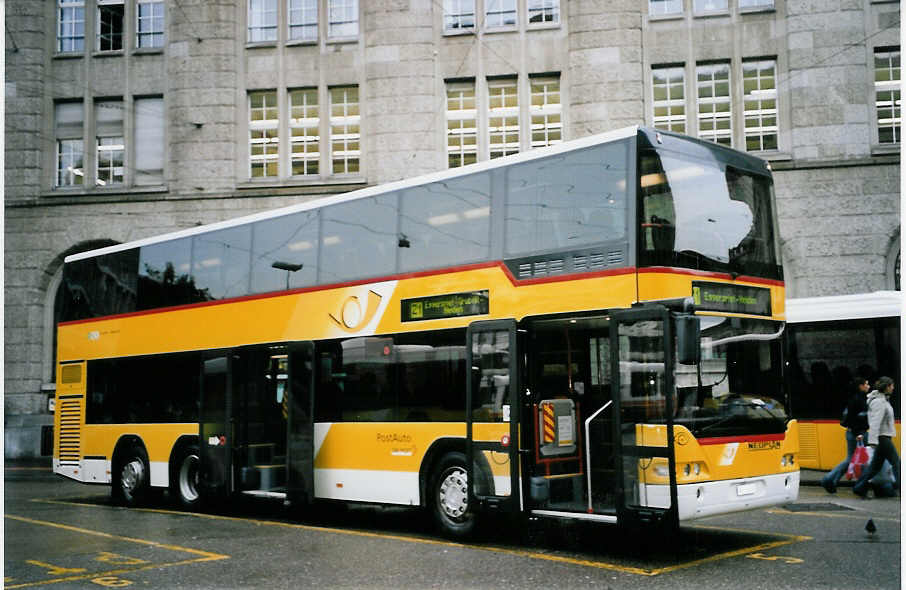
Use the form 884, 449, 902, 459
330, 86, 360, 174
875, 48, 901, 144
289, 0, 318, 41
694, 0, 728, 12
58, 0, 85, 53
652, 66, 686, 133
55, 103, 84, 187
328, 0, 358, 38
134, 97, 164, 185
743, 59, 778, 151
136, 0, 165, 48
444, 0, 475, 31
696, 62, 732, 146
97, 0, 124, 51
485, 0, 516, 28
290, 89, 320, 175
649, 0, 682, 16
249, 0, 278, 42
446, 82, 477, 168
488, 79, 519, 159
529, 76, 561, 148
250, 91, 279, 177
96, 101, 124, 186
739, 0, 774, 10
527, 0, 559, 24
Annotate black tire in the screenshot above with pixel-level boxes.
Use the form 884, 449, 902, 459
112, 443, 150, 507
430, 452, 477, 539
170, 443, 201, 510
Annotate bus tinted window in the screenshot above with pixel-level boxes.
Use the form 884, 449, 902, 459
86, 352, 201, 424
320, 194, 398, 284
61, 249, 138, 321
505, 141, 629, 256
787, 317, 900, 420
639, 149, 781, 280
251, 210, 319, 293
399, 171, 492, 272
192, 225, 252, 300
313, 329, 467, 422
138, 237, 208, 310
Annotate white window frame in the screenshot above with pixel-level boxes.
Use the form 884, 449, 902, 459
485, 0, 517, 29
95, 100, 125, 186
289, 0, 318, 42
446, 82, 478, 168
329, 86, 360, 175
693, 0, 728, 14
652, 65, 686, 133
327, 0, 358, 39
529, 76, 561, 148
742, 59, 778, 152
527, 0, 559, 25
649, 0, 683, 17
57, 0, 85, 53
134, 96, 165, 185
874, 48, 901, 145
696, 62, 732, 146
444, 0, 475, 32
136, 0, 165, 48
487, 78, 519, 159
250, 91, 280, 177
56, 139, 85, 187
97, 0, 125, 52
289, 88, 320, 176
249, 0, 278, 43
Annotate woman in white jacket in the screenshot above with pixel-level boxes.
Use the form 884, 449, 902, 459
853, 376, 900, 497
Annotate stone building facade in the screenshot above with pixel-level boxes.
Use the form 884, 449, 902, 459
4, 0, 900, 457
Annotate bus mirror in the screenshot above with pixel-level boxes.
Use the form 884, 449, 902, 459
676, 315, 700, 365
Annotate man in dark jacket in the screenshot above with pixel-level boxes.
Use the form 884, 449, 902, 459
821, 378, 870, 493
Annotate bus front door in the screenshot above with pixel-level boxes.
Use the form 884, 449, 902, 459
199, 354, 232, 498
466, 320, 520, 513
286, 342, 315, 506
611, 307, 679, 528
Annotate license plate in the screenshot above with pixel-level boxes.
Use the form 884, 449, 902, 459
737, 483, 756, 496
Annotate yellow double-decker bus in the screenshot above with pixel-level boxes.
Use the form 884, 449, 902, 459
54, 127, 799, 537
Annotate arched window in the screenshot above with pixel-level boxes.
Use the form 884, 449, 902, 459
886, 234, 900, 291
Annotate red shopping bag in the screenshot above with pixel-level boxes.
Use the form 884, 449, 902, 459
846, 441, 873, 480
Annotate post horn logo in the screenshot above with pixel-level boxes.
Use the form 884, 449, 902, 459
329, 290, 383, 332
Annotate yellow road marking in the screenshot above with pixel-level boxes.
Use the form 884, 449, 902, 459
5, 514, 229, 589
30, 499, 811, 576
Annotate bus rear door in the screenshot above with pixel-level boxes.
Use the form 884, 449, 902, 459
466, 320, 521, 513
611, 306, 679, 528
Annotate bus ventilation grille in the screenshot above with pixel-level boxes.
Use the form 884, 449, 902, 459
798, 422, 819, 465
58, 397, 82, 465
513, 249, 626, 280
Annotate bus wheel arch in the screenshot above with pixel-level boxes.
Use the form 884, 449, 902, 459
168, 436, 201, 510
111, 436, 151, 507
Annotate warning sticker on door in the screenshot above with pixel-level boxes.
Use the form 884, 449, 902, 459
558, 415, 574, 446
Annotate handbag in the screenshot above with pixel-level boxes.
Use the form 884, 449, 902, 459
845, 440, 873, 480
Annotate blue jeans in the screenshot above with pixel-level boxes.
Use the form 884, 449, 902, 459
854, 436, 901, 495
822, 429, 865, 487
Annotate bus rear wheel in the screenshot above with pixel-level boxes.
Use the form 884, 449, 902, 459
170, 444, 201, 510
113, 444, 150, 507
431, 452, 477, 539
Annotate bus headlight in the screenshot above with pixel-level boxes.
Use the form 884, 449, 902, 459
693, 462, 701, 475
683, 463, 691, 476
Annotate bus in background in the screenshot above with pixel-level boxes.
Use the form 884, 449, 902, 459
785, 291, 901, 470
54, 127, 798, 537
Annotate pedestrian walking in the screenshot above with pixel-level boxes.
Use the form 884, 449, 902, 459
821, 377, 870, 493
853, 377, 900, 497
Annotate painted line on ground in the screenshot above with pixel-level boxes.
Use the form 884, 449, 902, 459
4, 514, 229, 589
31, 498, 812, 576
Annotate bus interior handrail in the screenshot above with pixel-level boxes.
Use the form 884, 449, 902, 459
585, 401, 613, 513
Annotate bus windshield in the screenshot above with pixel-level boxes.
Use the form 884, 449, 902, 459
675, 317, 787, 437
640, 148, 781, 280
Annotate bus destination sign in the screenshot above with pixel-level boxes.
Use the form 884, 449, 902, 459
692, 281, 772, 316
401, 290, 489, 322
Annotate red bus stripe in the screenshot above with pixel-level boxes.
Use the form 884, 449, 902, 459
698, 433, 786, 445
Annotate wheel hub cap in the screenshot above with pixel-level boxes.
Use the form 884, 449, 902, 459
439, 468, 468, 519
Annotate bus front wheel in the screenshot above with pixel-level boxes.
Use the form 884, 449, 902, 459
430, 452, 477, 539
113, 444, 150, 507
170, 444, 201, 510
